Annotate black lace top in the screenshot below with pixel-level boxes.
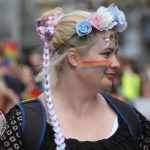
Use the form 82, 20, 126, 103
0, 106, 150, 150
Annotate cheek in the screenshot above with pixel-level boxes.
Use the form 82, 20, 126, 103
80, 66, 106, 82
81, 60, 110, 71
78, 60, 110, 83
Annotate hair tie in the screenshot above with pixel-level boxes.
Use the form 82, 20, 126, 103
35, 14, 65, 42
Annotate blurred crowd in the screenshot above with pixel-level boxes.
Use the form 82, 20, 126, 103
106, 54, 150, 105
0, 40, 150, 115
0, 43, 43, 114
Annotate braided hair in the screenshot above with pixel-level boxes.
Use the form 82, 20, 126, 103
35, 10, 66, 150
35, 7, 103, 150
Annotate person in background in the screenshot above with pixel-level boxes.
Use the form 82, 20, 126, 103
121, 60, 141, 105
27, 52, 43, 91
139, 64, 150, 97
0, 45, 22, 98
0, 78, 19, 114
111, 69, 126, 101
9, 57, 43, 101
0, 45, 20, 114
0, 4, 150, 150
28, 52, 43, 75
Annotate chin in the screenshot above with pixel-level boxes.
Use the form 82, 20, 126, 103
103, 81, 112, 89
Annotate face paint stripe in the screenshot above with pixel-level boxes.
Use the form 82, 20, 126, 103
82, 63, 109, 67
82, 60, 109, 64
82, 66, 108, 70
82, 60, 109, 70
82, 61, 109, 65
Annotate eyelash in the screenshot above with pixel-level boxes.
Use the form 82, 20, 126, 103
115, 51, 119, 55
103, 51, 118, 57
103, 52, 111, 57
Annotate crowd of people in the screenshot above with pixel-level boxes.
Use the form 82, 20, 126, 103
107, 56, 150, 104
0, 46, 43, 114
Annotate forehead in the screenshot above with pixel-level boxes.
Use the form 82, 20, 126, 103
96, 30, 119, 48
97, 30, 117, 39
84, 30, 119, 57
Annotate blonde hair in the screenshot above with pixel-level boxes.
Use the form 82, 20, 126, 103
36, 7, 98, 87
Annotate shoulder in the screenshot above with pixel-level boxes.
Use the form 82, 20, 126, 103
0, 106, 24, 149
5, 106, 22, 123
5, 106, 22, 131
18, 98, 47, 150
18, 97, 46, 118
38, 93, 46, 103
132, 106, 150, 125
131, 106, 150, 124
38, 93, 47, 110
132, 107, 150, 149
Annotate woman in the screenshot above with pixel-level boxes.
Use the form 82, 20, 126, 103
0, 4, 150, 150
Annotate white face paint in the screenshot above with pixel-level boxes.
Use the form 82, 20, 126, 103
0, 110, 7, 137
100, 33, 118, 49
102, 36, 110, 41
100, 42, 114, 49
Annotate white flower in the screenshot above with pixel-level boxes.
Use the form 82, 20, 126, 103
96, 6, 115, 30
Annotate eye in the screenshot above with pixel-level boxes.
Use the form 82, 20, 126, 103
115, 49, 119, 56
103, 52, 111, 57
115, 51, 118, 56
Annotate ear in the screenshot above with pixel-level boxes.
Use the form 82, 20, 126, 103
67, 48, 78, 67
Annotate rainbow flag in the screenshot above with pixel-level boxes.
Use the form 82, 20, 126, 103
2, 40, 18, 66
21, 87, 42, 101
82, 60, 109, 70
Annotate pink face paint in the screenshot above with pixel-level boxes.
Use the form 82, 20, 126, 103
82, 60, 110, 70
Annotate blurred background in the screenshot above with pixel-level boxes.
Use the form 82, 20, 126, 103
0, 0, 150, 119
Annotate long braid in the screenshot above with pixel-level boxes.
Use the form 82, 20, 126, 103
35, 14, 66, 150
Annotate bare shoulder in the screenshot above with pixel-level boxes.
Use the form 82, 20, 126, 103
38, 93, 51, 123
99, 94, 117, 117
38, 93, 45, 100
38, 93, 46, 108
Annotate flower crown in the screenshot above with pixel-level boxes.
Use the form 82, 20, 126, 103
76, 4, 127, 36
35, 4, 127, 42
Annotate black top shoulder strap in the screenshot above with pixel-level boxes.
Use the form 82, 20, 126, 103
101, 93, 142, 143
16, 98, 47, 150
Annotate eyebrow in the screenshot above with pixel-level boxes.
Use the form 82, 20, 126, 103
102, 47, 119, 52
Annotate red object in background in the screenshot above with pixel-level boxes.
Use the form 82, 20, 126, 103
21, 86, 42, 101
112, 93, 126, 102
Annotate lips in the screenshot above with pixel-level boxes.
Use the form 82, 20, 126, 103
104, 73, 115, 79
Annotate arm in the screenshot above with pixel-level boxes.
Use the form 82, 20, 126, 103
0, 85, 19, 114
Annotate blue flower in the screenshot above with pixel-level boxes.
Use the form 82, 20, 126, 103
76, 20, 92, 36
107, 4, 124, 27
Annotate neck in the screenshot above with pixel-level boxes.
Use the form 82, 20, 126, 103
52, 72, 105, 117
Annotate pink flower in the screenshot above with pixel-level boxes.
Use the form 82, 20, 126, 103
46, 20, 59, 26
47, 16, 53, 20
87, 13, 105, 30
52, 20, 59, 26
36, 26, 46, 42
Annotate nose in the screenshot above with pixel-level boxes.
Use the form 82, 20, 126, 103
110, 56, 120, 69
